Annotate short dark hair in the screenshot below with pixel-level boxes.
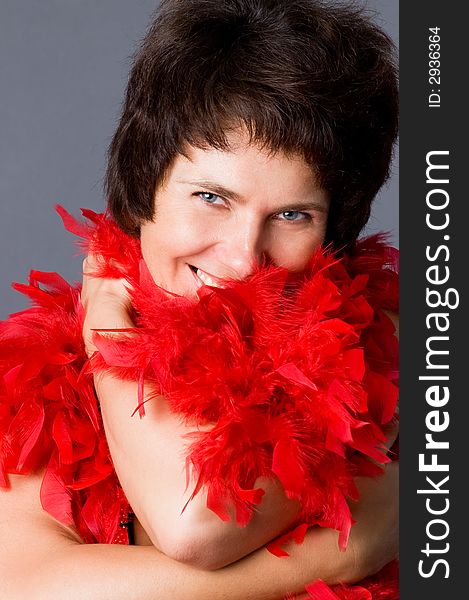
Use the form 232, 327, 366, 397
106, 0, 398, 251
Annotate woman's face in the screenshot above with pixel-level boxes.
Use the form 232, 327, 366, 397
140, 132, 329, 298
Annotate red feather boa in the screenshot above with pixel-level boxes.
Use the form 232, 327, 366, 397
0, 207, 399, 598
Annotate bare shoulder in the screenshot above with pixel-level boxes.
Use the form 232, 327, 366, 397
0, 471, 81, 542
0, 471, 82, 596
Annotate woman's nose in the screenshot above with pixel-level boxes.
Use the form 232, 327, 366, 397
217, 219, 267, 280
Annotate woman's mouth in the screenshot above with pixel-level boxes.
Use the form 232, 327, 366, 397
189, 265, 224, 288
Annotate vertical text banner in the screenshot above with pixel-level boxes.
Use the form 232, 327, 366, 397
400, 1, 466, 597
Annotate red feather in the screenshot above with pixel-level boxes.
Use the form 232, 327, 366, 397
0, 208, 399, 596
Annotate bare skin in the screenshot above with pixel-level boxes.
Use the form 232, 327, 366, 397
0, 464, 398, 600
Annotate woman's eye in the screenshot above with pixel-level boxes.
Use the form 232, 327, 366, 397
277, 211, 311, 222
197, 192, 224, 205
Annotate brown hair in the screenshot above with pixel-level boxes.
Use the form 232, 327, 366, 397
106, 0, 398, 250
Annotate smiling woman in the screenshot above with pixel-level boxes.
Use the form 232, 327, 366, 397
0, 1, 399, 599
141, 134, 330, 297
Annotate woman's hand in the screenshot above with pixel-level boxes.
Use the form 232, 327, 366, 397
81, 255, 133, 357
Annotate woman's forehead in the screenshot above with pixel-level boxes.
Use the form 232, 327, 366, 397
173, 134, 320, 186
160, 142, 329, 215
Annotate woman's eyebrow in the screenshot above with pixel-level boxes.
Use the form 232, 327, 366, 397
176, 179, 328, 212
274, 201, 328, 213
176, 179, 243, 202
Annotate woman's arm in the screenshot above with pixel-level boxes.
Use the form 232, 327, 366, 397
81, 262, 399, 571
82, 265, 302, 569
97, 372, 300, 569
0, 464, 398, 600
1, 472, 293, 600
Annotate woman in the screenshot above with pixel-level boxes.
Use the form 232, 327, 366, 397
0, 0, 399, 598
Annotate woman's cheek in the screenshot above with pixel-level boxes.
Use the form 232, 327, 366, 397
270, 232, 322, 271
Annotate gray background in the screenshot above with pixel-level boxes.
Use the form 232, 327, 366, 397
0, 0, 398, 319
